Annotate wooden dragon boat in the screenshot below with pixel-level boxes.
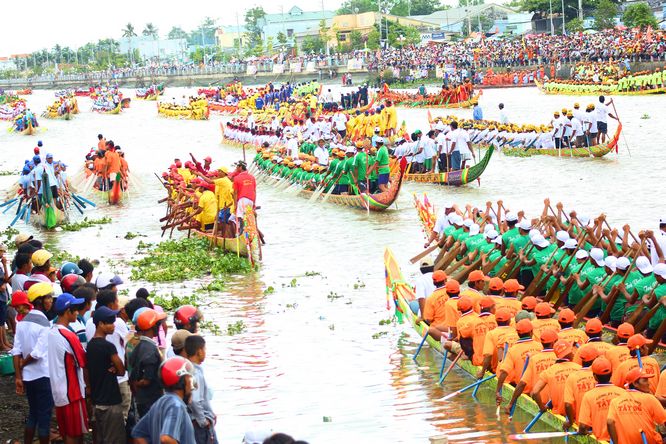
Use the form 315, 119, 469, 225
255, 159, 406, 212
379, 88, 480, 109
404, 145, 494, 185
16, 89, 32, 95
384, 247, 604, 443
535, 79, 666, 96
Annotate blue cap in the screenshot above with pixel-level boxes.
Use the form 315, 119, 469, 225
37, 141, 43, 147
93, 306, 119, 325
24, 159, 29, 164
22, 166, 31, 174
28, 161, 34, 168
46, 153, 53, 159
32, 155, 41, 163
54, 293, 85, 313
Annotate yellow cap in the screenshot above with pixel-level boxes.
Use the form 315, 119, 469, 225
27, 282, 54, 302
31, 249, 53, 267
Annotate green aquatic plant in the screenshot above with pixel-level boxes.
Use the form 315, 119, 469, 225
61, 217, 112, 232
152, 293, 200, 312
124, 231, 146, 240
226, 320, 246, 336
129, 237, 252, 282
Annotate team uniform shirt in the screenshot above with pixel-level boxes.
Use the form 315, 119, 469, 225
10, 310, 51, 381
482, 326, 519, 371
450, 129, 470, 155
432, 210, 451, 236
213, 176, 235, 212
597, 103, 609, 125
456, 311, 480, 358
233, 171, 257, 203
606, 343, 631, 372
557, 327, 589, 347
538, 361, 581, 415
499, 338, 543, 385
131, 392, 196, 444
468, 313, 497, 366
531, 318, 561, 341
495, 297, 522, 317
460, 288, 483, 313
47, 324, 87, 407
611, 356, 660, 394
442, 296, 462, 329
196, 190, 217, 226
607, 389, 666, 444
414, 272, 435, 302
574, 339, 614, 365
563, 366, 596, 422
647, 282, 666, 331
578, 384, 625, 441
520, 349, 557, 396
422, 288, 449, 327
584, 111, 598, 134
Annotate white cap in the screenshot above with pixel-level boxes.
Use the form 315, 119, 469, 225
532, 234, 549, 248
556, 230, 570, 243
435, 122, 445, 131
484, 224, 495, 234
576, 250, 589, 260
469, 223, 481, 236
604, 256, 617, 272
452, 215, 464, 226
616, 257, 631, 271
345, 147, 355, 153
561, 238, 578, 250
375, 137, 384, 144
494, 236, 503, 245
529, 228, 541, 240
660, 217, 666, 225
463, 219, 473, 228
518, 220, 532, 231
578, 215, 591, 226
95, 272, 123, 289
590, 248, 605, 267
374, 126, 380, 132
636, 256, 653, 274
506, 212, 518, 223
654, 263, 666, 279
485, 229, 499, 240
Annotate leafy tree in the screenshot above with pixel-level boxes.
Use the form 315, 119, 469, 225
350, 30, 364, 50
168, 26, 189, 40
337, 0, 377, 14
516, 0, 599, 21
143, 23, 159, 38
245, 6, 266, 48
301, 36, 326, 54
277, 31, 288, 46
567, 17, 585, 32
190, 47, 204, 64
411, 0, 443, 14
367, 29, 380, 50
594, 0, 618, 30
622, 3, 658, 29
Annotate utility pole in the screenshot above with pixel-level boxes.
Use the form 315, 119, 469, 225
561, 0, 566, 34
549, 0, 555, 35
378, 0, 382, 49
236, 12, 241, 59
578, 0, 583, 20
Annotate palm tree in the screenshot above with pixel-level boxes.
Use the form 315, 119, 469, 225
143, 23, 158, 38
122, 23, 137, 64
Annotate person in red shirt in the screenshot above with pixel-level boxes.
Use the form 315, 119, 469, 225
231, 161, 256, 233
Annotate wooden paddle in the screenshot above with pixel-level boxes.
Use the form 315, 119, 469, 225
647, 316, 666, 354
410, 242, 441, 265
634, 301, 660, 333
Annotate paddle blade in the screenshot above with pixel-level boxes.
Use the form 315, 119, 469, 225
509, 432, 577, 441
45, 207, 57, 229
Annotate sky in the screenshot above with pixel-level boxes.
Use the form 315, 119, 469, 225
0, 0, 346, 56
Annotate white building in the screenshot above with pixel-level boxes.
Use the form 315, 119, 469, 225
119, 36, 189, 62
0, 57, 16, 71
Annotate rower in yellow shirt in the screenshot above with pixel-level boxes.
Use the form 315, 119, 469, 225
194, 180, 217, 230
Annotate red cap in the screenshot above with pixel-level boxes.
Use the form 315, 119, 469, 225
578, 345, 600, 363
204, 156, 212, 162
624, 367, 654, 387
617, 322, 635, 339
591, 356, 612, 375
554, 339, 574, 358
480, 296, 495, 309
516, 319, 533, 334
504, 279, 525, 293
558, 308, 575, 323
488, 277, 504, 291
33, 147, 40, 154
445, 279, 460, 294
432, 270, 447, 284
584, 318, 603, 334
495, 308, 512, 322
521, 296, 538, 310
535, 302, 555, 317
540, 328, 559, 344
627, 334, 653, 350
468, 270, 488, 283
457, 296, 473, 313
10, 291, 32, 309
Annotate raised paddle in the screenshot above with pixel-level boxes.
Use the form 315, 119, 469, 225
410, 242, 441, 265
633, 301, 659, 332
440, 374, 496, 402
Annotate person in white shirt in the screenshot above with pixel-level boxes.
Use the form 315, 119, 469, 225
569, 113, 584, 147
551, 111, 564, 149
498, 103, 509, 124
285, 132, 300, 159
411, 258, 436, 316
583, 104, 598, 146
313, 139, 330, 166
424, 204, 457, 248
246, 111, 255, 130
596, 95, 617, 144
449, 121, 472, 170
572, 102, 585, 123
332, 110, 347, 138
648, 218, 666, 266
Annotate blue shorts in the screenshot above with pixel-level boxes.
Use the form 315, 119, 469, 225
0, 300, 6, 326
218, 208, 231, 223
25, 377, 54, 437
378, 173, 389, 185
597, 121, 607, 134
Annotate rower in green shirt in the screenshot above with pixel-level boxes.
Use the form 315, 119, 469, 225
567, 248, 608, 311
338, 149, 355, 194
645, 264, 666, 337
369, 138, 391, 193
352, 144, 369, 193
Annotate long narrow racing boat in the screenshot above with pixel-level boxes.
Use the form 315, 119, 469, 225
404, 145, 494, 185
535, 79, 666, 96
383, 247, 604, 444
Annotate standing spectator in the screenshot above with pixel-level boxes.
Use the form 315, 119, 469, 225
87, 306, 126, 443
0, 242, 10, 351
185, 335, 218, 444
47, 292, 89, 444
129, 308, 166, 417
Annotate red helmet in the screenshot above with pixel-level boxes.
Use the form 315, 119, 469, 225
61, 274, 86, 293
160, 356, 195, 389
174, 305, 202, 329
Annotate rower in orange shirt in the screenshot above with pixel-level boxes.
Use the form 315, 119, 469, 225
506, 328, 558, 415
532, 340, 581, 415
557, 308, 589, 346
563, 346, 599, 427
97, 134, 106, 151
520, 296, 537, 316
478, 308, 518, 377
469, 297, 497, 366
421, 271, 449, 341
574, 318, 613, 364
449, 296, 478, 359
485, 277, 504, 305
607, 367, 666, 444
577, 356, 625, 441
440, 280, 462, 338
496, 319, 542, 405
531, 302, 560, 341
92, 151, 107, 190
605, 322, 634, 372
460, 270, 487, 312
495, 279, 523, 317
104, 142, 122, 182
612, 334, 660, 394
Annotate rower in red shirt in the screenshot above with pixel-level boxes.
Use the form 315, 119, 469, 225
231, 160, 256, 232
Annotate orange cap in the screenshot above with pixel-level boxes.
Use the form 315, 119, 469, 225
445, 279, 460, 294
584, 318, 603, 334
504, 279, 524, 293
627, 334, 653, 350
617, 322, 635, 339
624, 367, 654, 387
521, 296, 537, 310
558, 308, 575, 323
535, 302, 555, 317
578, 345, 600, 363
495, 308, 512, 322
591, 356, 613, 375
468, 270, 488, 283
480, 296, 495, 309
516, 318, 533, 334
488, 277, 504, 291
432, 270, 447, 284
554, 339, 574, 358
457, 296, 473, 312
540, 328, 559, 344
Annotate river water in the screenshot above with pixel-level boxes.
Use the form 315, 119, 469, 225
0, 86, 663, 443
